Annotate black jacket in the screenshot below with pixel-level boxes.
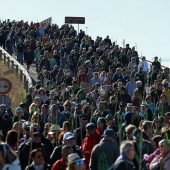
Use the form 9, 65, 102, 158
25, 162, 51, 170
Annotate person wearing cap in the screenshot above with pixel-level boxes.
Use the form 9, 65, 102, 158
48, 124, 61, 147
89, 129, 119, 170
13, 107, 26, 123
80, 123, 99, 168
105, 114, 114, 127
18, 124, 50, 170
36, 87, 48, 103
66, 153, 85, 170
139, 101, 153, 121
51, 145, 73, 170
109, 140, 135, 170
121, 112, 135, 140
19, 121, 32, 144
50, 132, 83, 165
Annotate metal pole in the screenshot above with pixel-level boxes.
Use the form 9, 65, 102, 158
11, 60, 14, 70
4, 53, 6, 64
7, 56, 10, 68
16, 65, 18, 75
0, 50, 2, 60
78, 24, 79, 34
20, 70, 23, 82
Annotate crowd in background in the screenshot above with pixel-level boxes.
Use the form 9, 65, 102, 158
0, 19, 170, 170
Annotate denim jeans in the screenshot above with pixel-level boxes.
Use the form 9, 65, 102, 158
18, 52, 24, 64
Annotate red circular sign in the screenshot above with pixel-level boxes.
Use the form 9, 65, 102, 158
0, 78, 12, 94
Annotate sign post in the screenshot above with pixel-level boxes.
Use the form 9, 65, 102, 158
0, 78, 12, 95
65, 17, 85, 34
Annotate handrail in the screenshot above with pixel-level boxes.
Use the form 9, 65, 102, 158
0, 47, 33, 91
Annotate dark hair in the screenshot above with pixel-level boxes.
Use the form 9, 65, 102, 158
5, 130, 17, 146
98, 117, 107, 129
30, 148, 43, 158
151, 135, 163, 148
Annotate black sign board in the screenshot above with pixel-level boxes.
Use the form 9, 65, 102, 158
65, 17, 85, 24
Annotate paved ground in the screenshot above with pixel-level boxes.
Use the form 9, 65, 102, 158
12, 54, 38, 85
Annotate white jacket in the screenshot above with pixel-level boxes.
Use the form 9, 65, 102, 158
2, 158, 21, 170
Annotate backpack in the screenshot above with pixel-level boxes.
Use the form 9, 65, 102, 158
97, 151, 110, 170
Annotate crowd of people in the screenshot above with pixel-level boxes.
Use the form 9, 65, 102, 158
0, 19, 170, 170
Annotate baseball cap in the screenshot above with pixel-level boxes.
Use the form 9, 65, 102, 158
102, 129, 115, 138
105, 114, 114, 121
63, 132, 75, 140
86, 123, 96, 128
15, 107, 23, 112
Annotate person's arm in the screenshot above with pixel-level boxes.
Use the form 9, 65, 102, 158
149, 156, 161, 170
89, 145, 98, 170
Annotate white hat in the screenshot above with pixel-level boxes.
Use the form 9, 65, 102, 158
127, 103, 133, 107
48, 124, 61, 135
140, 101, 148, 106
63, 132, 75, 140
68, 153, 85, 164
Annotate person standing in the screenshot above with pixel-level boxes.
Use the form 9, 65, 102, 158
109, 140, 135, 170
89, 129, 120, 170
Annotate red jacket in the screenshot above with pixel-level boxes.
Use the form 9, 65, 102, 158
80, 132, 99, 169
51, 157, 67, 170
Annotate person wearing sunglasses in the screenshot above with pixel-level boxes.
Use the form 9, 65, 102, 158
66, 153, 85, 170
18, 125, 50, 170
0, 142, 21, 170
25, 148, 51, 170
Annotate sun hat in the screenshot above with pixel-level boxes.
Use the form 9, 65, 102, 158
48, 124, 61, 135
67, 153, 85, 164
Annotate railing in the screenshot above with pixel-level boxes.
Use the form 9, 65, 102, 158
0, 47, 33, 92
